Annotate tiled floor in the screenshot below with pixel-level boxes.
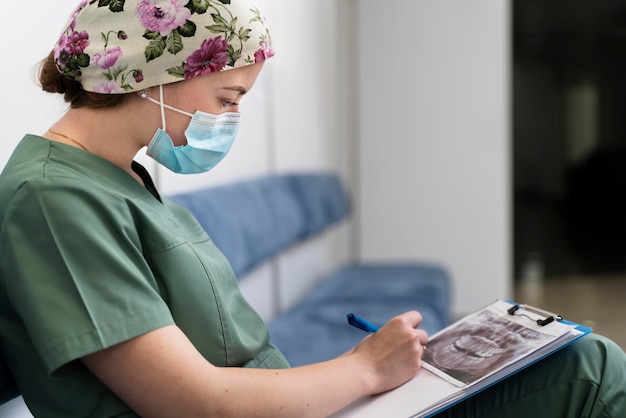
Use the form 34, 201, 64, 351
514, 275, 626, 350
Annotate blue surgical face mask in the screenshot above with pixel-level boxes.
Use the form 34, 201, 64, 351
144, 85, 240, 174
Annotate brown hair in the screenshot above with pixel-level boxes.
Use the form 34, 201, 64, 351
38, 50, 126, 109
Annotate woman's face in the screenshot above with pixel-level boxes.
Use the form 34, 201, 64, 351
154, 61, 264, 146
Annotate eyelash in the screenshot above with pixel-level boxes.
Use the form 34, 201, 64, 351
221, 100, 237, 109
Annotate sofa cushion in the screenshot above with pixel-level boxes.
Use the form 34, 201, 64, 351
269, 262, 451, 366
287, 173, 350, 236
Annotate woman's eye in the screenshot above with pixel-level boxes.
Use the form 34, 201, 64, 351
221, 100, 237, 109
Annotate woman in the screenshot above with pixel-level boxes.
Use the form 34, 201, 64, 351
0, 1, 623, 417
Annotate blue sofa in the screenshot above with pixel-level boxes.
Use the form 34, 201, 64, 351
0, 172, 452, 407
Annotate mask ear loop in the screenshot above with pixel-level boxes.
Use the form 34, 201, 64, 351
139, 87, 169, 131
158, 85, 167, 131
141, 85, 195, 119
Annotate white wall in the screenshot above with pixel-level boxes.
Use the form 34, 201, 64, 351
1, 3, 69, 170
356, 0, 512, 316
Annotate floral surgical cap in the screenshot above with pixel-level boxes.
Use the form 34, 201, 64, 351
54, 0, 274, 94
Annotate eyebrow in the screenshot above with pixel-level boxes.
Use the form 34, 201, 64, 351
224, 85, 248, 95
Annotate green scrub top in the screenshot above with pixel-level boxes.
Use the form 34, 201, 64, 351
0, 135, 289, 417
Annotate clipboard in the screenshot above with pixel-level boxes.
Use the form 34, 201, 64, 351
331, 299, 592, 418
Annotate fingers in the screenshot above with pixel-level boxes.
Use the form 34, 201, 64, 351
359, 311, 429, 355
378, 312, 429, 361
415, 328, 429, 349
352, 312, 432, 394
397, 310, 423, 329
386, 311, 429, 343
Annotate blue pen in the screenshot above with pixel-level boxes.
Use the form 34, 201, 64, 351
347, 313, 380, 333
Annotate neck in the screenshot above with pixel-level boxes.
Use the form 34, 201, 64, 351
47, 128, 90, 152
47, 106, 149, 182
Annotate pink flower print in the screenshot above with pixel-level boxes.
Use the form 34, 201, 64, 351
54, 30, 90, 67
71, 0, 89, 17
91, 47, 123, 70
136, 0, 191, 36
54, 34, 72, 67
133, 70, 144, 83
67, 30, 91, 55
93, 80, 121, 94
183, 37, 229, 79
254, 38, 275, 63
68, 0, 89, 30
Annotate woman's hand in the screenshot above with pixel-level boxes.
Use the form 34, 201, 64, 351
350, 311, 429, 395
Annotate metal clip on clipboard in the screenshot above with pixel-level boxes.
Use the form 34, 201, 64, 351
507, 304, 563, 326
